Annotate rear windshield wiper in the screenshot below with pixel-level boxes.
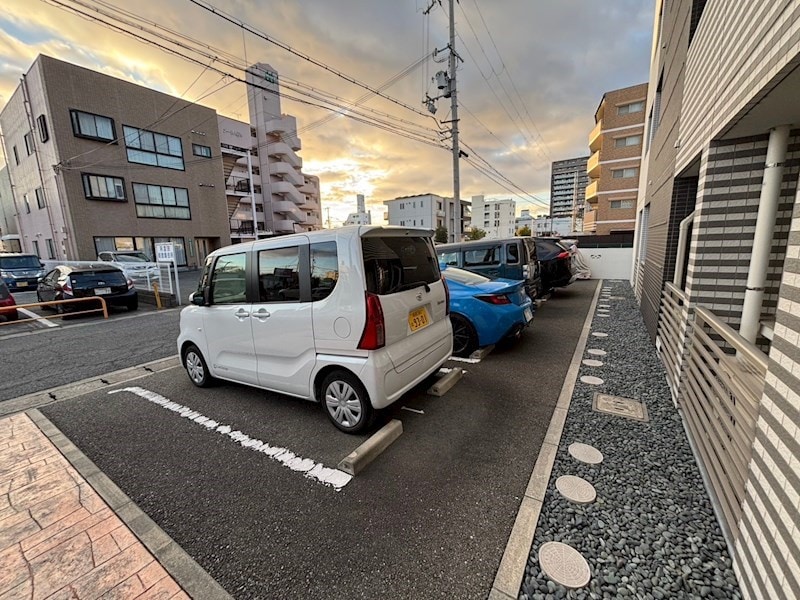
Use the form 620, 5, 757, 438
392, 280, 431, 294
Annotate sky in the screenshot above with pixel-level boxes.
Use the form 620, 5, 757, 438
0, 0, 654, 227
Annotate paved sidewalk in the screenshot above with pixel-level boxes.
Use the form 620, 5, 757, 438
0, 412, 187, 599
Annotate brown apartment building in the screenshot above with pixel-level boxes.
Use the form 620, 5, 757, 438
0, 55, 230, 267
585, 83, 648, 235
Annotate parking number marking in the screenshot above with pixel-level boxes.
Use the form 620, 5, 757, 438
108, 386, 352, 490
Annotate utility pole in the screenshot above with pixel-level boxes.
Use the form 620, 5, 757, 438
423, 0, 463, 229
326, 207, 331, 229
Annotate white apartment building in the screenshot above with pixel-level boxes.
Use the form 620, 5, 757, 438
242, 63, 322, 237
471, 195, 515, 239
516, 212, 573, 236
344, 194, 371, 225
383, 193, 470, 242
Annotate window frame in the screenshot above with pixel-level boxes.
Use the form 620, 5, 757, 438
123, 125, 185, 171
82, 173, 127, 202
617, 101, 644, 116
13, 146, 19, 166
70, 109, 117, 142
37, 115, 49, 143
610, 199, 635, 209
192, 143, 212, 158
614, 134, 642, 148
45, 238, 56, 260
35, 187, 46, 209
611, 167, 639, 179
132, 182, 191, 220
24, 132, 34, 155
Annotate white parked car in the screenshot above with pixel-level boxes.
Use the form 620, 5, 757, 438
177, 226, 453, 433
97, 251, 160, 279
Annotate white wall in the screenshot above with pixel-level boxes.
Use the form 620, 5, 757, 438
580, 247, 633, 279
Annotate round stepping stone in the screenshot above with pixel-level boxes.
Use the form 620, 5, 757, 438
569, 442, 604, 464
587, 349, 607, 356
597, 314, 610, 317
580, 375, 604, 385
556, 475, 597, 504
538, 541, 592, 589
591, 332, 608, 337
582, 359, 603, 367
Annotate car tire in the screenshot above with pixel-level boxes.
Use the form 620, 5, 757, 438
450, 314, 478, 358
321, 370, 374, 434
183, 344, 214, 388
37, 291, 52, 311
127, 297, 138, 311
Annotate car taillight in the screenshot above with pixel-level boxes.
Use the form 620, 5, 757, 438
358, 292, 385, 350
557, 251, 571, 260
62, 279, 73, 294
127, 278, 135, 289
442, 275, 450, 316
477, 294, 511, 305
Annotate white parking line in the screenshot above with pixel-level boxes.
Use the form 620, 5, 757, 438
447, 356, 482, 364
401, 406, 424, 414
17, 307, 59, 328
108, 386, 353, 491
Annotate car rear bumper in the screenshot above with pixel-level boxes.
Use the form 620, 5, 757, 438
65, 289, 137, 309
476, 301, 534, 347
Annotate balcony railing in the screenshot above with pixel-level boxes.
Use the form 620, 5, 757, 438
587, 151, 600, 178
585, 180, 599, 202
589, 119, 603, 152
582, 210, 597, 232
657, 283, 767, 545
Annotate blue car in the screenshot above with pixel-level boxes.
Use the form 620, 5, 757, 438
441, 265, 535, 357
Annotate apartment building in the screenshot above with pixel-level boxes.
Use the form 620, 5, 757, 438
634, 2, 800, 598
0, 55, 230, 267
550, 156, 589, 228
383, 193, 470, 242
344, 194, 371, 225
585, 83, 647, 235
0, 167, 20, 251
471, 195, 515, 239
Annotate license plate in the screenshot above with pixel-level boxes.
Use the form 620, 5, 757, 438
408, 307, 430, 332
95, 287, 112, 295
18, 282, 28, 287
524, 307, 533, 322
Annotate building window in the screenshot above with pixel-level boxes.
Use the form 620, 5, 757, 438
32, 240, 40, 258
400, 203, 404, 209
614, 135, 642, 148
123, 126, 184, 170
35, 187, 46, 209
82, 174, 126, 201
13, 146, 19, 166
192, 143, 212, 158
45, 239, 55, 259
133, 183, 191, 219
70, 110, 116, 142
251, 166, 260, 175
611, 167, 639, 179
24, 132, 34, 155
24, 194, 30, 213
37, 115, 49, 143
618, 101, 644, 115
610, 199, 635, 209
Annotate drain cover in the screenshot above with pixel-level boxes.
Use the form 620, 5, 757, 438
569, 442, 603, 464
591, 332, 608, 338
593, 393, 649, 422
538, 542, 592, 588
556, 475, 597, 504
580, 375, 604, 385
587, 349, 607, 356
582, 359, 603, 367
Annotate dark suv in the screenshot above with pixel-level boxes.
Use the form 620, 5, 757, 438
533, 237, 576, 294
37, 265, 138, 314
0, 253, 46, 291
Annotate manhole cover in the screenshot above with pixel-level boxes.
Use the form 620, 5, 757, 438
580, 375, 604, 385
593, 393, 649, 422
569, 442, 603, 464
582, 359, 603, 367
587, 349, 607, 356
556, 475, 597, 504
538, 541, 591, 588
591, 332, 608, 338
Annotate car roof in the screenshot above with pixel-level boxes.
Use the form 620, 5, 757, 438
0, 252, 39, 258
54, 264, 124, 274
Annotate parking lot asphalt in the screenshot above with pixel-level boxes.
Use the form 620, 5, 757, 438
39, 280, 597, 599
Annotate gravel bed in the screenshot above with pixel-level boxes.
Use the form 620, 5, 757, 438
518, 281, 741, 600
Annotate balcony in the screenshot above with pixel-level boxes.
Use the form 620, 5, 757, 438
273, 219, 296, 234
267, 142, 302, 168
271, 180, 305, 205
585, 180, 599, 203
268, 161, 305, 186
226, 177, 252, 196
273, 200, 305, 222
299, 198, 320, 212
589, 119, 603, 152
582, 209, 597, 232
263, 116, 301, 151
304, 214, 320, 227
587, 151, 601, 179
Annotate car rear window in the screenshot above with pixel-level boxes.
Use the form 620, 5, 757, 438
534, 239, 565, 261
71, 270, 127, 286
442, 267, 490, 285
0, 255, 40, 269
362, 236, 440, 295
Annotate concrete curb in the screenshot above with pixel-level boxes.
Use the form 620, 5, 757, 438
338, 419, 403, 476
26, 408, 232, 600
0, 355, 180, 418
489, 280, 602, 599
427, 367, 464, 396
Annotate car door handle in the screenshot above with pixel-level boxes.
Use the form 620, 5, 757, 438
252, 308, 271, 321
234, 308, 250, 320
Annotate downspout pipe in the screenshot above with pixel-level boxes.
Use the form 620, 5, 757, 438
673, 210, 695, 287
739, 125, 791, 343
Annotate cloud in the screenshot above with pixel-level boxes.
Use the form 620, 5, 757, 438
0, 0, 652, 224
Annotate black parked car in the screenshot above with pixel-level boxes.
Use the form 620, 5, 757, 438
37, 265, 138, 314
533, 237, 576, 295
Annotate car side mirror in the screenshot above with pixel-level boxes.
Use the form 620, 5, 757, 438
191, 287, 209, 306
39, 262, 45, 268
